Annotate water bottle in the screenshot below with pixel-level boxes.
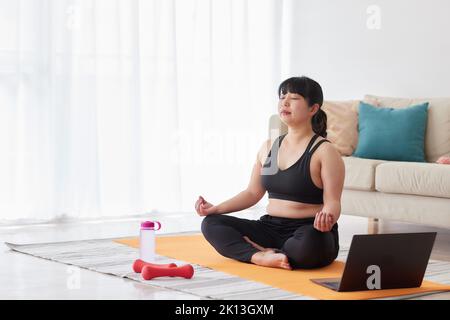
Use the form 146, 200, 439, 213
140, 221, 161, 263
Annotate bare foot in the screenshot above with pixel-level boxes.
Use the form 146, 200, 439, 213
250, 251, 292, 270
243, 236, 291, 270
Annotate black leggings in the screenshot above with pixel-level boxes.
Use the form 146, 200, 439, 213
201, 213, 339, 269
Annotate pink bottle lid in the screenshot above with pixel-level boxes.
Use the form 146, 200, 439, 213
141, 221, 161, 230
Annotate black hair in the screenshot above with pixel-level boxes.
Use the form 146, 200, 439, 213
277, 76, 327, 138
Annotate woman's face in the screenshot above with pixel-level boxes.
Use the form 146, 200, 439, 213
278, 91, 316, 125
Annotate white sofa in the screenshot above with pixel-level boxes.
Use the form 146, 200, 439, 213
269, 94, 450, 229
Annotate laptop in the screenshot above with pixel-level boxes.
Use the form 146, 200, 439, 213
310, 232, 437, 292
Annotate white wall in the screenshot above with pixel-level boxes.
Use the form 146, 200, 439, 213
288, 0, 450, 100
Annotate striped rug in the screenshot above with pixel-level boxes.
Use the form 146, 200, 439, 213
5, 233, 450, 300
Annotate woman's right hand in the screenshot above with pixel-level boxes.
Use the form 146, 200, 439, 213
195, 196, 218, 216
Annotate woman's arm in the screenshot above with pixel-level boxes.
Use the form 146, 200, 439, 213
314, 143, 345, 232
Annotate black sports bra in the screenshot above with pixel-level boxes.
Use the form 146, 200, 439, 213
260, 133, 330, 204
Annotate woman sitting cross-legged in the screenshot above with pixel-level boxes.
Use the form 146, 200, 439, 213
195, 76, 345, 270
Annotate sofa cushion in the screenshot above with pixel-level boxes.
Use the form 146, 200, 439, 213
353, 101, 429, 162
375, 162, 450, 199
321, 100, 359, 156
364, 94, 450, 162
342, 156, 387, 191
342, 189, 450, 228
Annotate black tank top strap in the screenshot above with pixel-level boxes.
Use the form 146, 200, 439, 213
271, 133, 323, 156
274, 134, 287, 152
267, 134, 286, 157
308, 138, 330, 155
305, 134, 320, 153
278, 133, 287, 145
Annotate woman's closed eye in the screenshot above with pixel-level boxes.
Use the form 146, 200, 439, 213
279, 96, 300, 100
279, 96, 299, 100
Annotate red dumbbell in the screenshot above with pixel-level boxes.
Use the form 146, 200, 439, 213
132, 259, 177, 273
141, 264, 194, 280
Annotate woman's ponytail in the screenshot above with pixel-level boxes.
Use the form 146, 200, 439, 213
311, 108, 327, 138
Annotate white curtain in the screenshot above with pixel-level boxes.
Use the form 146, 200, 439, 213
0, 0, 294, 221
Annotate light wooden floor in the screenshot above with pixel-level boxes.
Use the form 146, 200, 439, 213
0, 210, 449, 299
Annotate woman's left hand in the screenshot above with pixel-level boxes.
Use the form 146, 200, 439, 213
313, 210, 337, 232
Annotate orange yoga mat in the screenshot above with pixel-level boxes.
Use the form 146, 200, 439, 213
115, 234, 450, 300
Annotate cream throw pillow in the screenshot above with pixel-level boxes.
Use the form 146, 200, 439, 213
322, 100, 360, 156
